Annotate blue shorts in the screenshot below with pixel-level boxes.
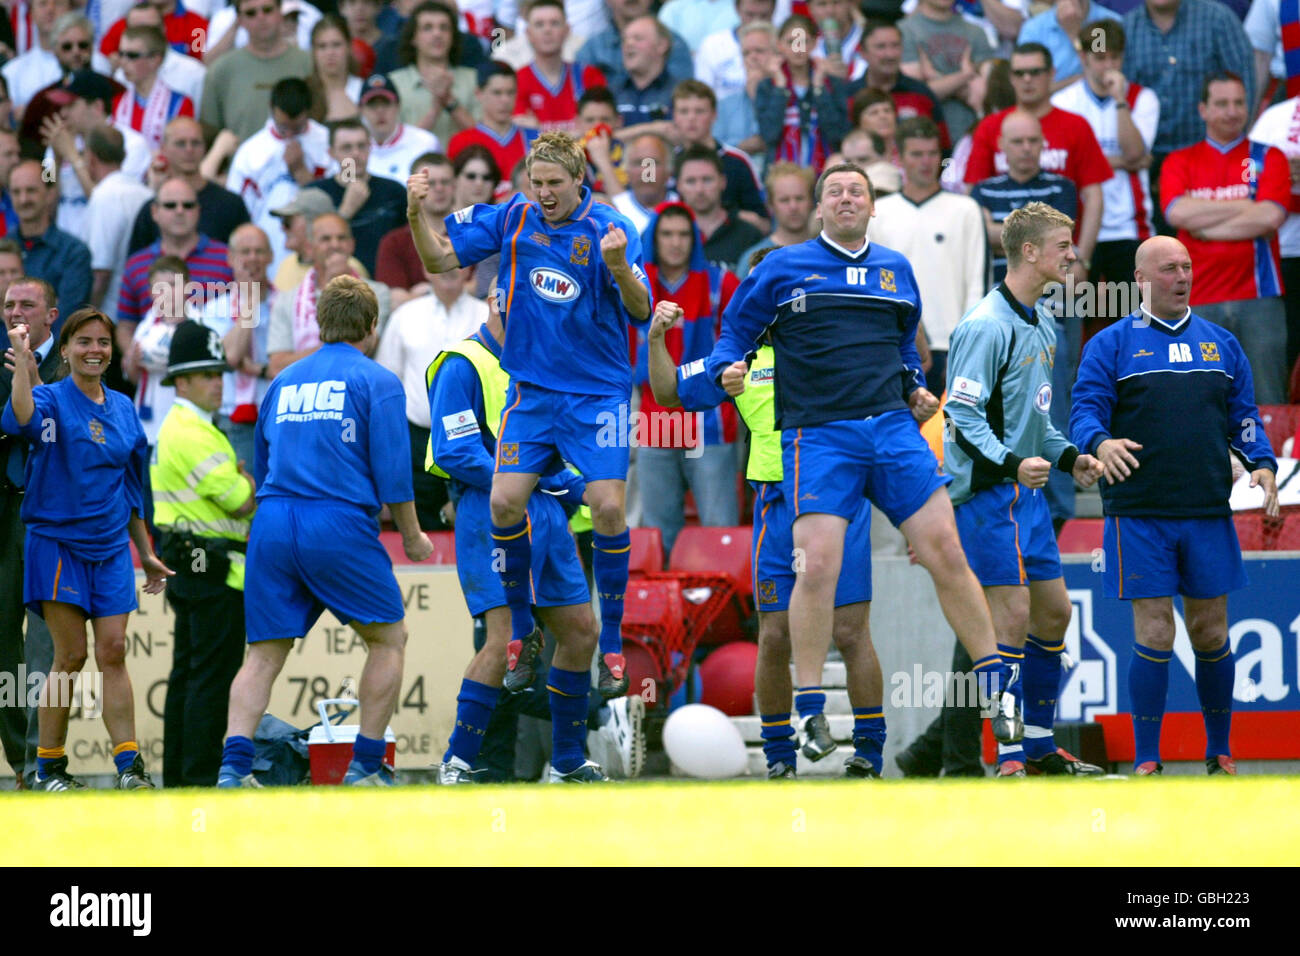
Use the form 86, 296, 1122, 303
782, 410, 950, 526
24, 533, 137, 619
244, 497, 405, 642
453, 486, 590, 617
1103, 515, 1246, 600
752, 481, 871, 612
495, 381, 629, 482
955, 484, 1063, 587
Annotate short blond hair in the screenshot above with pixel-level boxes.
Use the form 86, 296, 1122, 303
526, 132, 586, 182
318, 275, 377, 343
1002, 201, 1075, 268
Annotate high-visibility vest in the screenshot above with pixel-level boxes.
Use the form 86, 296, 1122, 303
733, 345, 782, 483
150, 401, 251, 590
424, 338, 511, 479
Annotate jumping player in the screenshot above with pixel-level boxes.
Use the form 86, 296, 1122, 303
430, 286, 637, 783
648, 286, 887, 778
1071, 235, 1278, 776
406, 132, 651, 701
680, 162, 1023, 756
943, 202, 1106, 778
217, 276, 434, 788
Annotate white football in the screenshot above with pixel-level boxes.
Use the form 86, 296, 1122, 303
663, 704, 747, 779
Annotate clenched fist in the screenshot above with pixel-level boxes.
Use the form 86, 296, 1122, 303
600, 223, 628, 269
649, 301, 683, 341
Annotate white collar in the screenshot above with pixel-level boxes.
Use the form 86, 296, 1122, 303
819, 230, 870, 259
173, 396, 215, 419
1140, 303, 1190, 331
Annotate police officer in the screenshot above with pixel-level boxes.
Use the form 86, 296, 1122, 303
152, 321, 256, 787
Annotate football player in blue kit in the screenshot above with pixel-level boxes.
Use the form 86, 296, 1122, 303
4, 309, 173, 791
429, 285, 624, 784
1071, 235, 1279, 777
678, 163, 1024, 756
406, 132, 652, 704
217, 277, 435, 787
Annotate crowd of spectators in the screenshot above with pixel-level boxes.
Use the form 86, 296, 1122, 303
0, 0, 1296, 551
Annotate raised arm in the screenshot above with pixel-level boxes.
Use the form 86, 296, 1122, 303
407, 168, 462, 274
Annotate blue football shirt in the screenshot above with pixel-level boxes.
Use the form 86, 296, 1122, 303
444, 188, 652, 397
254, 342, 413, 515
2, 378, 147, 560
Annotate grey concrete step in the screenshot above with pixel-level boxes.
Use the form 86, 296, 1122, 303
732, 714, 854, 745
746, 688, 852, 717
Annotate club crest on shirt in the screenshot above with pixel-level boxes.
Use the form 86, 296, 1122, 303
498, 442, 520, 466
879, 268, 896, 292
88, 420, 106, 444
758, 579, 778, 605
1200, 342, 1221, 362
569, 236, 591, 266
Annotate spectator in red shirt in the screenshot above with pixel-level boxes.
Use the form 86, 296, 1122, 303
964, 41, 1110, 276
513, 0, 607, 134
632, 200, 740, 552
1161, 71, 1290, 405
100, 0, 205, 61
448, 62, 538, 200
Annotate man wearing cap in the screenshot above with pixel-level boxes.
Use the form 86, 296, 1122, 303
362, 72, 442, 183
38, 68, 150, 243
269, 188, 369, 293
305, 117, 409, 276
151, 319, 256, 787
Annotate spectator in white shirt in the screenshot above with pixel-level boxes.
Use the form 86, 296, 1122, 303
361, 72, 441, 181
694, 0, 782, 103
606, 131, 675, 234
375, 263, 486, 528
3, 4, 111, 117
84, 125, 154, 311
109, 2, 207, 112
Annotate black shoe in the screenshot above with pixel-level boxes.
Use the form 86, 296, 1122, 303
504, 625, 544, 694
767, 761, 797, 779
1206, 755, 1237, 775
989, 664, 1024, 743
844, 755, 881, 778
36, 757, 86, 792
798, 713, 836, 761
548, 760, 609, 783
895, 748, 940, 778
597, 652, 629, 699
115, 754, 156, 790
1027, 748, 1106, 777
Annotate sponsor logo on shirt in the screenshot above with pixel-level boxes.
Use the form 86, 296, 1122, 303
443, 410, 479, 440
1184, 184, 1251, 202
1200, 342, 1221, 362
529, 231, 551, 246
751, 367, 774, 385
950, 376, 983, 408
1034, 382, 1052, 413
1133, 348, 1154, 358
275, 380, 347, 422
453, 205, 474, 224
681, 359, 705, 379
570, 236, 591, 266
529, 267, 580, 303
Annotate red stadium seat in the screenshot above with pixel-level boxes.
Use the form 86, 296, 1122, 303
1233, 512, 1265, 551
621, 578, 693, 703
1271, 508, 1300, 552
1258, 405, 1300, 455
628, 526, 664, 576
668, 526, 753, 600
1056, 519, 1103, 554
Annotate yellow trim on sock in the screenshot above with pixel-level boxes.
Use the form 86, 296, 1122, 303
761, 720, 792, 727
37, 746, 65, 759
112, 740, 139, 756
1134, 648, 1171, 664
492, 527, 530, 541
1196, 646, 1232, 663
595, 544, 631, 554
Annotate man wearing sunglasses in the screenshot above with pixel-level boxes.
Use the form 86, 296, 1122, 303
109, 2, 206, 113
2, 9, 114, 117
98, 0, 209, 63
116, 176, 234, 364
111, 25, 195, 153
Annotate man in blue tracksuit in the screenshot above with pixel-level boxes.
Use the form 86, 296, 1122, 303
1071, 235, 1278, 777
678, 162, 1023, 759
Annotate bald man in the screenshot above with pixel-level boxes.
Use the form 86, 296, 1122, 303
127, 117, 252, 254
1070, 235, 1279, 777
